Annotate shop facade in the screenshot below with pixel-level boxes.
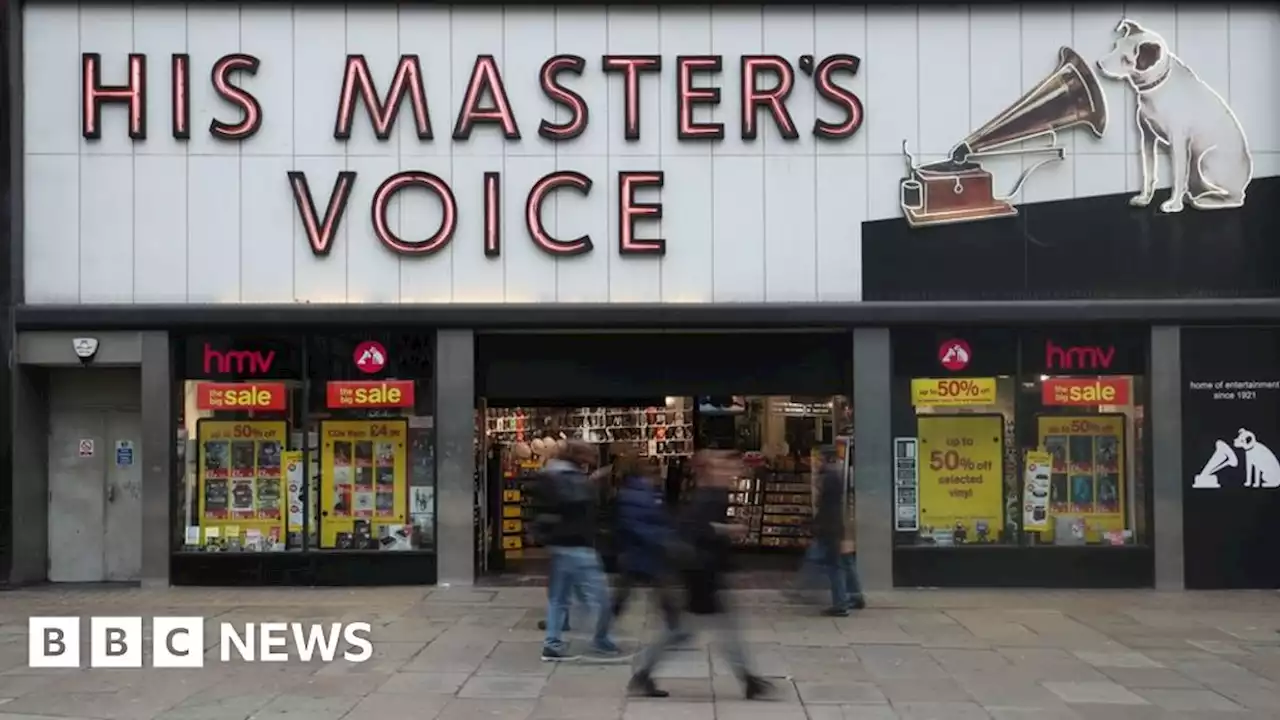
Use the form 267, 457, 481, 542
3, 3, 1280, 589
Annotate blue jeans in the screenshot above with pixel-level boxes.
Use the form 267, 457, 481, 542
799, 542, 864, 609
544, 546, 614, 651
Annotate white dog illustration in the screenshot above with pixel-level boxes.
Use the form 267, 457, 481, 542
1232, 428, 1280, 489
1096, 19, 1253, 214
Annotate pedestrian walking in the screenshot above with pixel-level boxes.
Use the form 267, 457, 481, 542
610, 454, 685, 638
534, 441, 620, 661
628, 449, 774, 699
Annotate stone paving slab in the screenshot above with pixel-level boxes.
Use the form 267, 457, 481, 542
0, 587, 1277, 719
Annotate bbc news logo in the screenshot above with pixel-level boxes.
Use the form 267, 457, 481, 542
29, 617, 373, 668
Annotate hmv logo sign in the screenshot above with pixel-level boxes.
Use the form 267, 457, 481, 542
203, 344, 275, 375
1045, 340, 1115, 371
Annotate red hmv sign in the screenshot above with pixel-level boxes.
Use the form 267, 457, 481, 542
1045, 339, 1114, 371
202, 344, 275, 375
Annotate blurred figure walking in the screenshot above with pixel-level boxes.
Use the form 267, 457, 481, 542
611, 455, 685, 638
788, 451, 865, 615
628, 450, 774, 699
535, 441, 620, 660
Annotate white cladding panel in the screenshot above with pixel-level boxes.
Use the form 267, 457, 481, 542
22, 4, 1280, 305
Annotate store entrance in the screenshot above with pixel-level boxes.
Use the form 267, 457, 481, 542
472, 331, 854, 580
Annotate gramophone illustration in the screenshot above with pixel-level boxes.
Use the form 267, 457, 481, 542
1193, 439, 1238, 489
1194, 429, 1280, 490
900, 47, 1108, 228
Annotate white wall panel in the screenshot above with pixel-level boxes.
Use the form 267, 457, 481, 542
864, 8, 918, 158
133, 155, 187, 303
240, 156, 297, 303
24, 155, 80, 301
292, 8, 343, 157
79, 155, 133, 302
503, 156, 558, 303
345, 156, 401, 303
21, 3, 1280, 306
241, 8, 292, 157
1228, 5, 1280, 154
186, 156, 239, 302
918, 7, 969, 157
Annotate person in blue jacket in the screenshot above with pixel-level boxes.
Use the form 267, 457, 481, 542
610, 454, 683, 635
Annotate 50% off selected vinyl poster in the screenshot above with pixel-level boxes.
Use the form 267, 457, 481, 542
916, 414, 1004, 543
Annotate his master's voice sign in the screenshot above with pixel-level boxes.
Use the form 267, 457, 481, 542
28, 617, 373, 668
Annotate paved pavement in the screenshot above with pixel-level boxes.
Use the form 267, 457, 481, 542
0, 585, 1277, 719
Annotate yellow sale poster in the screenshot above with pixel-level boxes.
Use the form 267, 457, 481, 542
1037, 414, 1126, 542
197, 420, 287, 547
319, 420, 408, 549
917, 415, 1004, 540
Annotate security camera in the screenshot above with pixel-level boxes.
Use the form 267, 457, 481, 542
72, 337, 99, 365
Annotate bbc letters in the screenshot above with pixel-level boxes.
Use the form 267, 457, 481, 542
29, 617, 374, 668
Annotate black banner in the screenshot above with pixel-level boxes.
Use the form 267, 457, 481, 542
1181, 327, 1280, 589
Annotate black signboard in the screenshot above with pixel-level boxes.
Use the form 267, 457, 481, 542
862, 177, 1280, 301
1181, 327, 1280, 589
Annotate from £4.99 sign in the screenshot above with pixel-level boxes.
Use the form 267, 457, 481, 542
28, 617, 373, 668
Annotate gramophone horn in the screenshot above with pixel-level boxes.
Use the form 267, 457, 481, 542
954, 46, 1108, 159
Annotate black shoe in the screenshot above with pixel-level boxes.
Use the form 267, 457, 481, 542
744, 675, 775, 700
541, 645, 578, 662
821, 606, 849, 617
628, 673, 670, 698
849, 597, 867, 610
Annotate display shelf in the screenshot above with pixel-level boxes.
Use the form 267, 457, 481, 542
485, 404, 695, 459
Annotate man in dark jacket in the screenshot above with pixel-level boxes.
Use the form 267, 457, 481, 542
796, 458, 865, 616
537, 441, 620, 661
611, 457, 683, 634
628, 450, 773, 700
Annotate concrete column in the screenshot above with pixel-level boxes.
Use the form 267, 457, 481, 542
139, 332, 171, 588
435, 329, 476, 586
853, 327, 893, 591
1150, 325, 1183, 590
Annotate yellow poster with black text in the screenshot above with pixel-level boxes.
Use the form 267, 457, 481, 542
197, 420, 287, 548
1036, 415, 1125, 543
917, 415, 1004, 541
319, 420, 408, 549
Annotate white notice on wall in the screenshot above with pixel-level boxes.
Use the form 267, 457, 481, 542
78, 439, 95, 457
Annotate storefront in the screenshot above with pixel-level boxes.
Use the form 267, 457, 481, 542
4, 3, 1280, 589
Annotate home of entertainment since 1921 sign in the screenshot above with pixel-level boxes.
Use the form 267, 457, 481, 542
81, 51, 865, 259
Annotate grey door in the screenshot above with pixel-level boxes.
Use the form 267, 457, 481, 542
104, 410, 143, 581
48, 410, 107, 582
47, 408, 144, 582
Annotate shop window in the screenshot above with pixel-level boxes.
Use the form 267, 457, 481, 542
480, 395, 852, 573
176, 335, 305, 553
305, 333, 435, 551
890, 329, 1149, 549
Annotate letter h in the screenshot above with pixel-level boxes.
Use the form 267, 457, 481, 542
203, 344, 225, 374
83, 53, 147, 140
1045, 339, 1067, 370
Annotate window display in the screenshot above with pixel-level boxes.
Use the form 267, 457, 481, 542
891, 328, 1150, 550
177, 335, 305, 553
176, 333, 436, 555
307, 333, 435, 551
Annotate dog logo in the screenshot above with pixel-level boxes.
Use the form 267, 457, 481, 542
1232, 429, 1280, 489
1194, 428, 1280, 489
1097, 19, 1253, 214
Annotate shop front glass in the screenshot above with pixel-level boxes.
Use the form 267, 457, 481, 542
891, 328, 1150, 551
480, 395, 853, 573
175, 333, 435, 555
